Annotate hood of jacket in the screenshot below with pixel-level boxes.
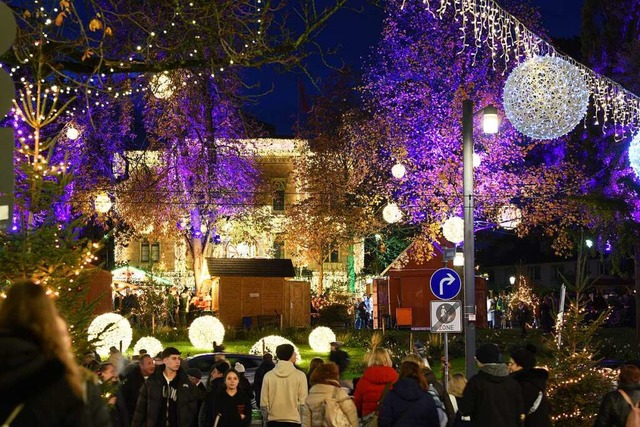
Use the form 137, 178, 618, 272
511, 367, 549, 391
478, 363, 510, 382
362, 365, 398, 385
391, 378, 427, 402
0, 331, 66, 404
272, 360, 300, 378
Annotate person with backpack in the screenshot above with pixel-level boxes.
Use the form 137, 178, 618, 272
508, 346, 552, 427
594, 364, 640, 427
301, 362, 357, 427
378, 361, 441, 427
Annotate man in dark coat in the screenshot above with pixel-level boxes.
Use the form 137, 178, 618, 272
460, 343, 524, 427
253, 353, 275, 405
508, 346, 552, 427
198, 362, 229, 427
121, 354, 156, 418
328, 342, 350, 375
131, 347, 198, 427
594, 364, 640, 427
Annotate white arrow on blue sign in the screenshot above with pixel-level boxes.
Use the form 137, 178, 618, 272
429, 268, 462, 300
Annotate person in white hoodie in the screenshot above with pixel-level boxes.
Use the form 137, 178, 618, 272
261, 344, 308, 426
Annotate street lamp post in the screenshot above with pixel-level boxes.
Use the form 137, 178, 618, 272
462, 99, 498, 379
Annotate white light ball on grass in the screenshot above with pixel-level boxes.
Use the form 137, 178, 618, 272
308, 326, 336, 352
133, 336, 164, 357
629, 132, 640, 179
498, 204, 522, 230
150, 73, 174, 99
391, 163, 406, 179
88, 313, 132, 356
442, 216, 464, 244
249, 335, 302, 362
382, 203, 403, 224
503, 56, 590, 140
188, 316, 225, 349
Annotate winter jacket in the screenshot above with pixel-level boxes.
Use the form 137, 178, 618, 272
301, 383, 358, 427
378, 378, 441, 427
212, 389, 252, 427
0, 331, 110, 427
260, 360, 308, 423
594, 385, 640, 427
459, 363, 524, 427
353, 365, 399, 416
199, 377, 225, 427
120, 365, 150, 419
254, 359, 275, 404
510, 368, 552, 427
131, 368, 199, 427
329, 349, 350, 374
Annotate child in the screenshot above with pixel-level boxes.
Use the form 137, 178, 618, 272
212, 369, 252, 427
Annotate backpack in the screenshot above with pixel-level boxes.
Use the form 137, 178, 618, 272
618, 389, 640, 427
427, 385, 448, 427
323, 387, 351, 427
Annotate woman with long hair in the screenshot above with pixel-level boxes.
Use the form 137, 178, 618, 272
302, 362, 358, 427
212, 369, 252, 427
353, 347, 398, 417
0, 280, 110, 426
378, 361, 440, 427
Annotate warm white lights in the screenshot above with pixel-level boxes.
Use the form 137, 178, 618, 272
442, 216, 464, 244
66, 126, 80, 140
585, 239, 594, 248
88, 313, 133, 356
149, 73, 174, 99
629, 132, 640, 179
188, 316, 225, 349
482, 105, 499, 134
503, 56, 589, 140
249, 335, 302, 362
133, 336, 164, 357
498, 204, 522, 230
391, 163, 406, 179
383, 203, 403, 224
94, 192, 112, 214
453, 252, 464, 266
308, 326, 336, 352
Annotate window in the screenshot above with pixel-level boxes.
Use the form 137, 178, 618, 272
330, 248, 339, 263
273, 241, 285, 259
151, 242, 160, 262
272, 180, 286, 211
141, 241, 150, 262
528, 266, 541, 281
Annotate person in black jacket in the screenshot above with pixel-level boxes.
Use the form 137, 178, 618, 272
212, 369, 252, 427
460, 343, 524, 427
508, 346, 552, 427
98, 362, 130, 427
121, 354, 157, 420
253, 353, 275, 405
132, 347, 199, 427
378, 361, 440, 427
329, 342, 350, 376
594, 364, 640, 427
199, 362, 230, 427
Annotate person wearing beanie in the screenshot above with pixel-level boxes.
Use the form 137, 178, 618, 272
234, 362, 254, 400
261, 344, 308, 426
508, 345, 552, 427
199, 362, 232, 427
459, 343, 524, 427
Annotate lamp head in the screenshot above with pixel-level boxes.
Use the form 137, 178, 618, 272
482, 105, 499, 134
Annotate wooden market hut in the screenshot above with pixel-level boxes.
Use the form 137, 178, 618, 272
206, 258, 310, 329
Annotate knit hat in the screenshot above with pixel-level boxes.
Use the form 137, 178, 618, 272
276, 344, 295, 361
511, 345, 537, 370
476, 343, 501, 364
214, 362, 230, 375
186, 368, 202, 379
234, 362, 245, 373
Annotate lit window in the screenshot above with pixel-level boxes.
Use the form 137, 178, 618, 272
151, 243, 160, 262
141, 241, 150, 262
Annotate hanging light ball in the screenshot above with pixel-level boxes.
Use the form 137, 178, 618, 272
88, 313, 133, 356
308, 326, 336, 352
442, 216, 464, 244
628, 131, 640, 179
382, 203, 403, 224
188, 316, 225, 349
498, 204, 522, 230
66, 126, 80, 140
503, 56, 590, 140
150, 73, 174, 99
133, 336, 164, 357
94, 192, 112, 214
249, 335, 302, 362
391, 163, 406, 179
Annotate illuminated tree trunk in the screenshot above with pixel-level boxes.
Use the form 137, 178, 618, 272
191, 237, 206, 294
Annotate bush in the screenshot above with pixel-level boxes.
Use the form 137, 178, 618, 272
318, 303, 351, 325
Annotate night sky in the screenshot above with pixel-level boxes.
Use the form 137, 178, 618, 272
247, 0, 585, 136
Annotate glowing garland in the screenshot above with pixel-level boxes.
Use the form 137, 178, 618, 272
133, 336, 164, 357
88, 312, 133, 356
308, 326, 336, 352
418, 0, 640, 137
249, 335, 302, 362
188, 316, 225, 349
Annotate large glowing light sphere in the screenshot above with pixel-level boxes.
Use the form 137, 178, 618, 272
188, 316, 225, 349
150, 73, 174, 99
391, 163, 406, 179
629, 132, 640, 179
382, 203, 403, 224
249, 335, 302, 362
442, 216, 464, 244
94, 192, 112, 214
88, 313, 133, 356
498, 204, 522, 230
308, 327, 336, 352
133, 336, 164, 357
503, 56, 589, 140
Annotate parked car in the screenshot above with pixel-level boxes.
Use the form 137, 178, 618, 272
187, 352, 262, 386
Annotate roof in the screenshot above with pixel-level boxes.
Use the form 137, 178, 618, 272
206, 258, 296, 278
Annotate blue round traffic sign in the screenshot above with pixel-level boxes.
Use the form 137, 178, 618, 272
430, 268, 462, 300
